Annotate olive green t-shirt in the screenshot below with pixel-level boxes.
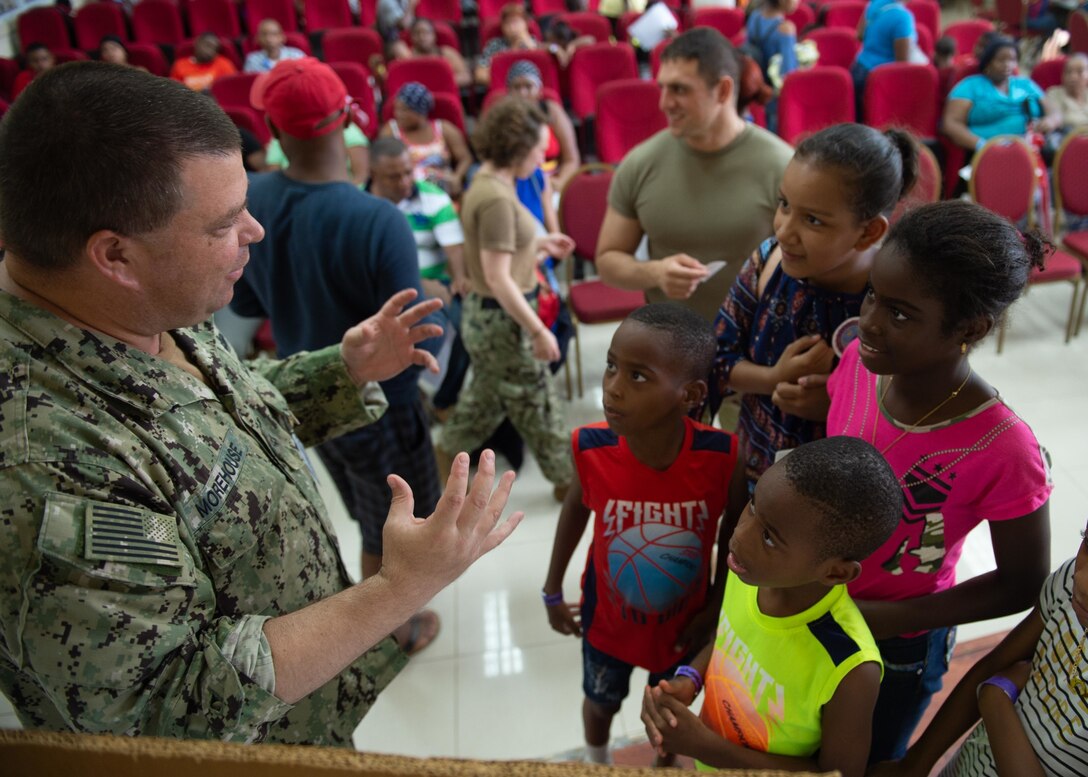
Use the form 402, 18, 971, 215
608, 125, 792, 320
461, 172, 539, 297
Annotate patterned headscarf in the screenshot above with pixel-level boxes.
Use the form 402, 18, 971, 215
507, 59, 542, 89
396, 81, 434, 117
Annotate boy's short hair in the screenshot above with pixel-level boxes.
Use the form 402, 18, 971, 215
783, 437, 902, 562
625, 303, 715, 382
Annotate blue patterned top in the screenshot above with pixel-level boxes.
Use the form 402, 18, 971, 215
709, 237, 867, 492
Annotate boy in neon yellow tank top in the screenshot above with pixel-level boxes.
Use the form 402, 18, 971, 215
642, 436, 902, 777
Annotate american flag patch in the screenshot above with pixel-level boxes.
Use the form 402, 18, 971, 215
84, 504, 183, 568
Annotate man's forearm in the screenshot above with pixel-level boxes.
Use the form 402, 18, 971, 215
597, 250, 660, 292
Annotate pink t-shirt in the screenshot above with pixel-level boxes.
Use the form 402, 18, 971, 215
826, 340, 1052, 603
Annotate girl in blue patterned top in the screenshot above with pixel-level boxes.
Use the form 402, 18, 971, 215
708, 123, 917, 502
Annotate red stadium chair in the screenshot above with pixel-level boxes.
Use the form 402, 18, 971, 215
890, 137, 941, 224
1071, 11, 1088, 55
969, 135, 1084, 348
559, 164, 645, 398
185, 0, 243, 39
303, 0, 355, 32
650, 37, 668, 78
690, 7, 746, 45
358, 0, 378, 26
416, 0, 463, 24
567, 42, 637, 121
824, 1, 865, 31
1052, 129, 1088, 336
777, 66, 855, 145
17, 6, 72, 53
52, 48, 89, 64
0, 57, 20, 101
224, 105, 271, 145
1031, 56, 1065, 91
133, 0, 187, 47
942, 19, 994, 59
785, 3, 816, 35
804, 27, 859, 70
127, 41, 171, 76
915, 21, 934, 58
74, 2, 129, 51
905, 0, 939, 40
322, 28, 384, 70
595, 78, 666, 164
554, 11, 613, 43
210, 71, 260, 110
477, 0, 511, 20
385, 55, 460, 101
615, 11, 640, 44
532, 0, 568, 15
245, 0, 299, 34
863, 62, 939, 139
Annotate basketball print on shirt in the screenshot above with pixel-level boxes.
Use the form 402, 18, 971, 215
606, 522, 704, 614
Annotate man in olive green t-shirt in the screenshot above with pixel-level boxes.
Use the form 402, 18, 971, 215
596, 28, 793, 322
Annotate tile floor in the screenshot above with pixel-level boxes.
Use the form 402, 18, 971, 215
1, 280, 1087, 760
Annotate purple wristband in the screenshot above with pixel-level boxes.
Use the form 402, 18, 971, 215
541, 590, 564, 607
979, 675, 1020, 703
674, 665, 704, 695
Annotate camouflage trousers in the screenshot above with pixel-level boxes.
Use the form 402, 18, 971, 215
440, 294, 573, 487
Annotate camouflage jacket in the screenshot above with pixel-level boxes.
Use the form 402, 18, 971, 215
0, 291, 407, 745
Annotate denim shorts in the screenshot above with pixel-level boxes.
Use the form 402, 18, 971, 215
869, 626, 957, 763
582, 639, 694, 707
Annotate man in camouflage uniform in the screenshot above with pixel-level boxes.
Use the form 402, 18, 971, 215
0, 62, 521, 744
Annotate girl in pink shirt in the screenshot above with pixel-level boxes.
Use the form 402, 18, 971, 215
825, 200, 1053, 762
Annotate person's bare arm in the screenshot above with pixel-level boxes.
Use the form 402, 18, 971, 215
1034, 94, 1063, 134
549, 103, 580, 192
443, 122, 472, 196
540, 174, 560, 235
481, 248, 558, 361
942, 98, 979, 150
542, 470, 589, 636
893, 37, 912, 62
264, 451, 521, 703
347, 144, 370, 187
444, 243, 469, 296
596, 207, 707, 297
442, 45, 472, 87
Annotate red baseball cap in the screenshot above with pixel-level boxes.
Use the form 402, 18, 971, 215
251, 57, 349, 140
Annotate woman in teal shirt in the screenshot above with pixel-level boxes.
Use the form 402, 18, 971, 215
942, 36, 1061, 152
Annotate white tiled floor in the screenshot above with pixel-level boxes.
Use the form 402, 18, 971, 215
2, 281, 1086, 761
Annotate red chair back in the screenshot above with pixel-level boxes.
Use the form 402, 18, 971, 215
691, 7, 746, 44
385, 56, 460, 101
480, 17, 543, 47
177, 36, 243, 68
245, 0, 299, 34
133, 0, 187, 46
905, 0, 939, 39
416, 0, 463, 24
554, 11, 613, 43
824, 1, 865, 30
942, 19, 994, 59
17, 7, 72, 53
777, 66, 855, 145
52, 48, 89, 64
185, 0, 243, 39
804, 27, 859, 70
969, 136, 1038, 226
489, 49, 560, 96
322, 28, 384, 69
127, 41, 170, 76
595, 78, 666, 164
615, 11, 640, 44
1054, 130, 1088, 220
1030, 57, 1066, 91
650, 38, 668, 78
567, 42, 637, 120
532, 0, 569, 15
785, 3, 816, 34
328, 61, 379, 138
304, 0, 355, 32
477, 0, 513, 20
1071, 11, 1088, 55
559, 164, 615, 263
0, 57, 20, 101
915, 22, 934, 57
224, 105, 272, 146
992, 0, 1028, 38
74, 2, 129, 51
863, 62, 939, 138
210, 71, 261, 111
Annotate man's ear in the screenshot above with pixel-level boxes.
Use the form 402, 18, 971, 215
717, 74, 735, 106
818, 557, 862, 587
84, 230, 144, 292
683, 378, 708, 411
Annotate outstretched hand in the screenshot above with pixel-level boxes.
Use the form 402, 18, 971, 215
341, 288, 444, 385
379, 449, 523, 605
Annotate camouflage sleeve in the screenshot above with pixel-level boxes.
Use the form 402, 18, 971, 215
247, 345, 388, 447
0, 468, 292, 740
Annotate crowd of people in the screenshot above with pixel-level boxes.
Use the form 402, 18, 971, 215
0, 1, 1087, 776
